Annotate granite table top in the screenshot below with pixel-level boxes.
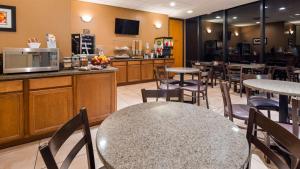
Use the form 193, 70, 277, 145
166, 67, 199, 74
96, 102, 249, 169
243, 79, 300, 97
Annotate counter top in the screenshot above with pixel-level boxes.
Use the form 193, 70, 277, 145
111, 58, 174, 61
0, 66, 118, 81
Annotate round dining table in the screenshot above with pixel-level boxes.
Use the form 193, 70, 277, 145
96, 102, 249, 169
165, 67, 199, 86
243, 79, 300, 123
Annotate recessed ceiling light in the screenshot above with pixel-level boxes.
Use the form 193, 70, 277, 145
187, 10, 193, 14
170, 2, 176, 7
279, 7, 286, 11
216, 16, 221, 19
256, 21, 260, 24
265, 6, 268, 9
233, 16, 238, 20
295, 13, 300, 16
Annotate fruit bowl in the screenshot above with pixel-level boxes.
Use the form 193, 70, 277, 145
91, 55, 110, 67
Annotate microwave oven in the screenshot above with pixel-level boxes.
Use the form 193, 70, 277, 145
2, 48, 60, 74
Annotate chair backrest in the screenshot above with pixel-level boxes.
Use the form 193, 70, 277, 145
291, 99, 300, 137
242, 74, 271, 99
153, 66, 168, 88
220, 82, 234, 121
247, 108, 300, 169
39, 108, 95, 169
227, 65, 242, 77
141, 89, 183, 103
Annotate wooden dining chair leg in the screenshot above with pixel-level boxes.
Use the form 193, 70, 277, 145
267, 110, 271, 119
197, 91, 200, 106
205, 92, 209, 109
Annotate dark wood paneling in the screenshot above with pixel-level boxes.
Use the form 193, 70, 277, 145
186, 17, 200, 67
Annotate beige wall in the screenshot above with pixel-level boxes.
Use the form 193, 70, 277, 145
0, 0, 71, 57
0, 0, 168, 57
71, 1, 169, 56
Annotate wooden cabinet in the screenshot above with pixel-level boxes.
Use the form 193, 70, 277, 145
75, 73, 116, 123
0, 92, 23, 144
154, 60, 165, 68
29, 87, 73, 135
112, 62, 127, 84
141, 60, 154, 80
128, 61, 141, 82
165, 59, 175, 67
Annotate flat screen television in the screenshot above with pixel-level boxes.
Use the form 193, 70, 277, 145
115, 18, 140, 35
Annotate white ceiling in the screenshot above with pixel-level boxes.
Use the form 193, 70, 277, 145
79, 0, 258, 19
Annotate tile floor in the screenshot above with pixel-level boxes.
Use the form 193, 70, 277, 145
0, 78, 278, 169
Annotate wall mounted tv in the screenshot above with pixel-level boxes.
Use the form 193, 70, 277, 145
115, 18, 140, 35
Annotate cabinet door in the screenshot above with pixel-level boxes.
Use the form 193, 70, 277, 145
29, 87, 73, 135
141, 63, 154, 80
76, 73, 116, 123
128, 64, 141, 82
115, 65, 127, 84
0, 93, 23, 144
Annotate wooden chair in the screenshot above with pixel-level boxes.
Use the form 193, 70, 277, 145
153, 66, 180, 90
220, 81, 250, 123
227, 65, 242, 93
278, 99, 300, 139
141, 88, 183, 103
211, 61, 225, 87
243, 74, 279, 119
246, 108, 300, 169
181, 71, 209, 108
39, 108, 102, 169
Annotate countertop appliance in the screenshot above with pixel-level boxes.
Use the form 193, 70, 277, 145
2, 48, 59, 74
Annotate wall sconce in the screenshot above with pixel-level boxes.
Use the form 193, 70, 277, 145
289, 29, 294, 35
81, 15, 93, 23
154, 22, 162, 29
206, 28, 212, 34
234, 31, 239, 37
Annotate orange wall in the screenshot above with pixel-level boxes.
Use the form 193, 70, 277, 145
71, 1, 169, 56
0, 0, 168, 57
0, 0, 71, 57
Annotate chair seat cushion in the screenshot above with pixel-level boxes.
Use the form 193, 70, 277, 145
161, 79, 180, 85
232, 104, 250, 120
159, 84, 180, 90
181, 84, 206, 92
184, 79, 199, 85
278, 123, 300, 139
249, 97, 279, 111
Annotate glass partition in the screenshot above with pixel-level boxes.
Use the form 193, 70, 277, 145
201, 11, 224, 61
227, 2, 261, 63
265, 0, 300, 66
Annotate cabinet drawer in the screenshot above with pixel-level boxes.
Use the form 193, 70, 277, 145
141, 60, 153, 65
154, 60, 164, 64
0, 80, 23, 94
112, 61, 127, 66
29, 76, 72, 90
165, 59, 174, 63
128, 61, 141, 65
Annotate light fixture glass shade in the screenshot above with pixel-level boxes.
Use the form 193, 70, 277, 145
81, 15, 93, 22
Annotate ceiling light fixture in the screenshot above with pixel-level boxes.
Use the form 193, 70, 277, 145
170, 2, 176, 7
279, 7, 286, 11
187, 10, 193, 14
295, 13, 300, 16
256, 21, 260, 24
233, 16, 238, 20
265, 6, 268, 9
234, 31, 239, 37
216, 16, 221, 19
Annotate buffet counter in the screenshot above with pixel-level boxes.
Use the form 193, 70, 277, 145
0, 68, 117, 148
111, 58, 174, 85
